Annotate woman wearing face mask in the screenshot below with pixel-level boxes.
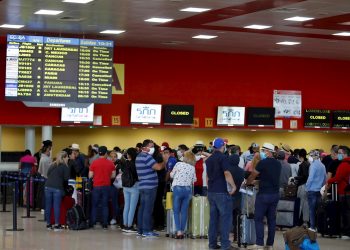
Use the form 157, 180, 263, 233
177, 144, 189, 162
170, 151, 197, 239
192, 146, 205, 196
294, 149, 310, 226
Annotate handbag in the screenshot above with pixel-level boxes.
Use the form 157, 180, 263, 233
113, 173, 123, 189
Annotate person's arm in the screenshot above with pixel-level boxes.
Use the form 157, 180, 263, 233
306, 165, 315, 191
110, 170, 116, 179
246, 169, 259, 185
170, 165, 177, 179
224, 170, 236, 195
326, 172, 333, 181
88, 170, 94, 179
152, 162, 165, 171
328, 163, 344, 185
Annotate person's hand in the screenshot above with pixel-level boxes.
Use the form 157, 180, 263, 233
229, 185, 237, 195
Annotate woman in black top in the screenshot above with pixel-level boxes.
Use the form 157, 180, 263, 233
45, 151, 70, 231
295, 149, 311, 225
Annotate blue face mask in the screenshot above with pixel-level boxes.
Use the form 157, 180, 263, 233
338, 154, 344, 161
260, 152, 267, 160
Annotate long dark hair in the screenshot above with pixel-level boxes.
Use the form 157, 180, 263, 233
127, 147, 138, 161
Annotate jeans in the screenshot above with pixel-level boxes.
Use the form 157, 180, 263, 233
208, 192, 234, 250
123, 183, 140, 227
307, 191, 321, 230
137, 187, 157, 234
91, 186, 110, 226
254, 192, 280, 246
45, 187, 63, 225
172, 186, 192, 232
110, 186, 119, 220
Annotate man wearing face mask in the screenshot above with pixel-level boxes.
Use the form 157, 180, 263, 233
327, 145, 350, 239
246, 143, 282, 250
192, 141, 208, 196
135, 139, 165, 238
206, 138, 236, 250
305, 150, 326, 232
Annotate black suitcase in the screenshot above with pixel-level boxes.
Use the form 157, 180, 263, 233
316, 183, 341, 237
276, 198, 301, 229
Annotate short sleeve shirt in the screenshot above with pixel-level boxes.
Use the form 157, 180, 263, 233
135, 152, 158, 189
206, 151, 231, 193
90, 158, 115, 187
166, 156, 177, 172
256, 158, 282, 194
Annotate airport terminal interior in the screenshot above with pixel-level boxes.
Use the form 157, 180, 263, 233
1, 0, 350, 249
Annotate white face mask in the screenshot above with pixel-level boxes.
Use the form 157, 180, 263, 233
308, 156, 314, 163
195, 155, 201, 161
116, 152, 123, 160
177, 150, 183, 158
148, 147, 155, 155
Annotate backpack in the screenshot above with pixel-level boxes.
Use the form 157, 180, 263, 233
66, 205, 88, 230
122, 161, 138, 188
283, 226, 317, 250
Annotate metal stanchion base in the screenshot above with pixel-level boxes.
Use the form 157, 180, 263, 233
21, 215, 36, 218
6, 228, 24, 231
0, 210, 11, 213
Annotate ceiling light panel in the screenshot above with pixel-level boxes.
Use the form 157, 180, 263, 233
192, 35, 217, 39
244, 25, 272, 30
0, 24, 24, 29
100, 30, 125, 34
276, 41, 301, 45
145, 18, 173, 23
333, 32, 350, 36
35, 9, 63, 15
180, 7, 211, 13
62, 0, 94, 3
284, 16, 314, 22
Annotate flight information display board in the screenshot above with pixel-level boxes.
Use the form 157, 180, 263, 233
5, 35, 114, 104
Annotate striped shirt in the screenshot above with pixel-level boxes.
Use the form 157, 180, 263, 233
135, 152, 158, 189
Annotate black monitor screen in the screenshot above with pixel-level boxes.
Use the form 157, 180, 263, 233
247, 107, 275, 126
304, 109, 331, 128
163, 105, 194, 125
5, 34, 114, 104
333, 110, 350, 128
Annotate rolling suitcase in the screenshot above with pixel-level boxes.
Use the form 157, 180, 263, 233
189, 196, 210, 239
276, 198, 300, 229
237, 186, 256, 248
317, 183, 341, 237
165, 209, 188, 237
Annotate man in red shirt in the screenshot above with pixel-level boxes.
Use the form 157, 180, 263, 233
327, 145, 350, 239
89, 146, 116, 229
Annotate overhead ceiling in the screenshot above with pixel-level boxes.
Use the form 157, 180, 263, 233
1, 0, 350, 60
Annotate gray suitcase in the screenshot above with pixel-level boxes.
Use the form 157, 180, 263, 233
237, 186, 256, 248
166, 209, 188, 237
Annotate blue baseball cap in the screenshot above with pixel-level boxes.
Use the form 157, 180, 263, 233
213, 138, 225, 149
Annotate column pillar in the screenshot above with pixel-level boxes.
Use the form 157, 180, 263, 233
25, 127, 36, 154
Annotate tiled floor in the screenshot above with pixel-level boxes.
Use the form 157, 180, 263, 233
0, 207, 349, 250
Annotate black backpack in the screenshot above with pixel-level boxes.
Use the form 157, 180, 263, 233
122, 161, 138, 188
66, 205, 88, 230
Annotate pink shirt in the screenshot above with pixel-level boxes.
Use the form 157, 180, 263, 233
20, 155, 37, 165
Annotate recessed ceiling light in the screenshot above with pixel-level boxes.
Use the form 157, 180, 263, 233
180, 7, 211, 13
100, 30, 125, 34
284, 16, 314, 22
333, 32, 350, 36
62, 0, 94, 3
276, 41, 301, 45
192, 35, 217, 39
0, 24, 24, 29
244, 24, 272, 30
340, 22, 350, 26
35, 9, 63, 15
145, 18, 173, 23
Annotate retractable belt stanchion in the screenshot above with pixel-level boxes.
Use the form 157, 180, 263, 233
22, 174, 35, 219
1, 172, 11, 213
6, 181, 24, 231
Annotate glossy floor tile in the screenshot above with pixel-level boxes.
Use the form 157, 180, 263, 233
0, 207, 349, 250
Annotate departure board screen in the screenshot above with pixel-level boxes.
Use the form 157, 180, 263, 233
5, 35, 114, 104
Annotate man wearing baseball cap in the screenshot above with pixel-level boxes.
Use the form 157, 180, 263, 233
89, 146, 116, 229
246, 143, 282, 250
206, 138, 236, 250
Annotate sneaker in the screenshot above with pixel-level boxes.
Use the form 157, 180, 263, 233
308, 227, 317, 232
142, 231, 159, 238
209, 245, 221, 249
102, 225, 108, 230
123, 227, 137, 234
341, 235, 350, 240
46, 224, 53, 230
137, 231, 143, 237
41, 209, 45, 214
53, 225, 63, 232
110, 219, 117, 225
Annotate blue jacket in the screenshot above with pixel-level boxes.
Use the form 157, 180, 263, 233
306, 159, 326, 192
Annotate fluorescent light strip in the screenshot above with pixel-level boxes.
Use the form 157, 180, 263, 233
180, 7, 211, 13
333, 32, 350, 36
0, 24, 24, 29
145, 18, 173, 23
100, 30, 125, 34
284, 16, 314, 22
62, 0, 94, 3
192, 35, 217, 39
244, 24, 272, 30
276, 41, 301, 45
35, 9, 63, 15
